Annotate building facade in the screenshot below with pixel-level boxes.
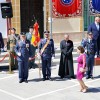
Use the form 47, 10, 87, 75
0, 0, 95, 43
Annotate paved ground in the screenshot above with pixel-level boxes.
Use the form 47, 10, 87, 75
0, 43, 100, 100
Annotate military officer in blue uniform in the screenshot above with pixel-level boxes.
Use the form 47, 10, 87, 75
82, 32, 97, 79
39, 31, 55, 81
15, 32, 32, 83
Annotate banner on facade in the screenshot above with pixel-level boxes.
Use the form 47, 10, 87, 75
89, 0, 100, 15
52, 0, 82, 18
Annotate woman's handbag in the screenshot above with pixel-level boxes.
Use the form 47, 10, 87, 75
80, 67, 87, 73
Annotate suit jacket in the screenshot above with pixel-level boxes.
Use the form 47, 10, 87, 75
88, 23, 100, 40
14, 40, 31, 61
0, 32, 4, 48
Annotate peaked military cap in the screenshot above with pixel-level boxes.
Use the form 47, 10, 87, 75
44, 30, 50, 34
20, 32, 26, 36
87, 32, 93, 35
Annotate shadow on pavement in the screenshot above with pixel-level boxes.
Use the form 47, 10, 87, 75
93, 75, 100, 79
28, 78, 43, 82
88, 87, 100, 93
28, 76, 71, 82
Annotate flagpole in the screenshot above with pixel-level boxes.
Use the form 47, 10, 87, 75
50, 0, 52, 39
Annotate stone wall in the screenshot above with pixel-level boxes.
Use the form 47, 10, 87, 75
52, 32, 87, 43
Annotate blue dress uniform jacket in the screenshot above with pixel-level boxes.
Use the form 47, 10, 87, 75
14, 40, 31, 81
82, 39, 97, 55
15, 40, 31, 61
39, 39, 55, 59
39, 38, 55, 80
82, 39, 97, 78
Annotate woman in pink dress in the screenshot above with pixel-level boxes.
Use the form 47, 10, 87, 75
77, 46, 88, 93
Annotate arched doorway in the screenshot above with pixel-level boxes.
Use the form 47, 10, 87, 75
20, 0, 44, 38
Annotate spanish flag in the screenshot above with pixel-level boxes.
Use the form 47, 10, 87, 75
31, 22, 40, 47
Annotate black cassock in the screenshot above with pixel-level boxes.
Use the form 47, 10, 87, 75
58, 40, 74, 78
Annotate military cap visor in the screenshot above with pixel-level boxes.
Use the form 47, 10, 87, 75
87, 32, 93, 35
44, 31, 50, 34
20, 32, 26, 36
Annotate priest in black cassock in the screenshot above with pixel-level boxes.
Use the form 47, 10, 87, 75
58, 34, 75, 79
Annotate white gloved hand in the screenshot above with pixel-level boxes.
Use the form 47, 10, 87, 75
29, 57, 32, 60
37, 53, 41, 59
52, 56, 55, 62
17, 52, 21, 56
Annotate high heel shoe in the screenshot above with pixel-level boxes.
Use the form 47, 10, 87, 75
80, 89, 83, 92
85, 86, 88, 89
82, 89, 87, 93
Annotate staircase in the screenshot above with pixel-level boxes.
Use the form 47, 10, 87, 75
0, 42, 80, 67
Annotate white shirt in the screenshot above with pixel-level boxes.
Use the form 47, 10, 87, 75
95, 22, 99, 30
88, 39, 92, 43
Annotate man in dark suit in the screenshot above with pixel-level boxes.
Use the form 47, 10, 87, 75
0, 32, 4, 53
88, 16, 100, 57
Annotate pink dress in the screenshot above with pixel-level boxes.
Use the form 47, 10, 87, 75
77, 54, 86, 80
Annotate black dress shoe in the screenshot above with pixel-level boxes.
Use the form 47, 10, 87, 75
19, 79, 23, 83
42, 78, 46, 81
71, 76, 76, 79
60, 76, 64, 79
24, 79, 28, 83
86, 76, 90, 79
90, 76, 94, 79
47, 77, 52, 81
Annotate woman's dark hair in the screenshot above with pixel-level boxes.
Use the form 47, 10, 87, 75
77, 46, 85, 53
